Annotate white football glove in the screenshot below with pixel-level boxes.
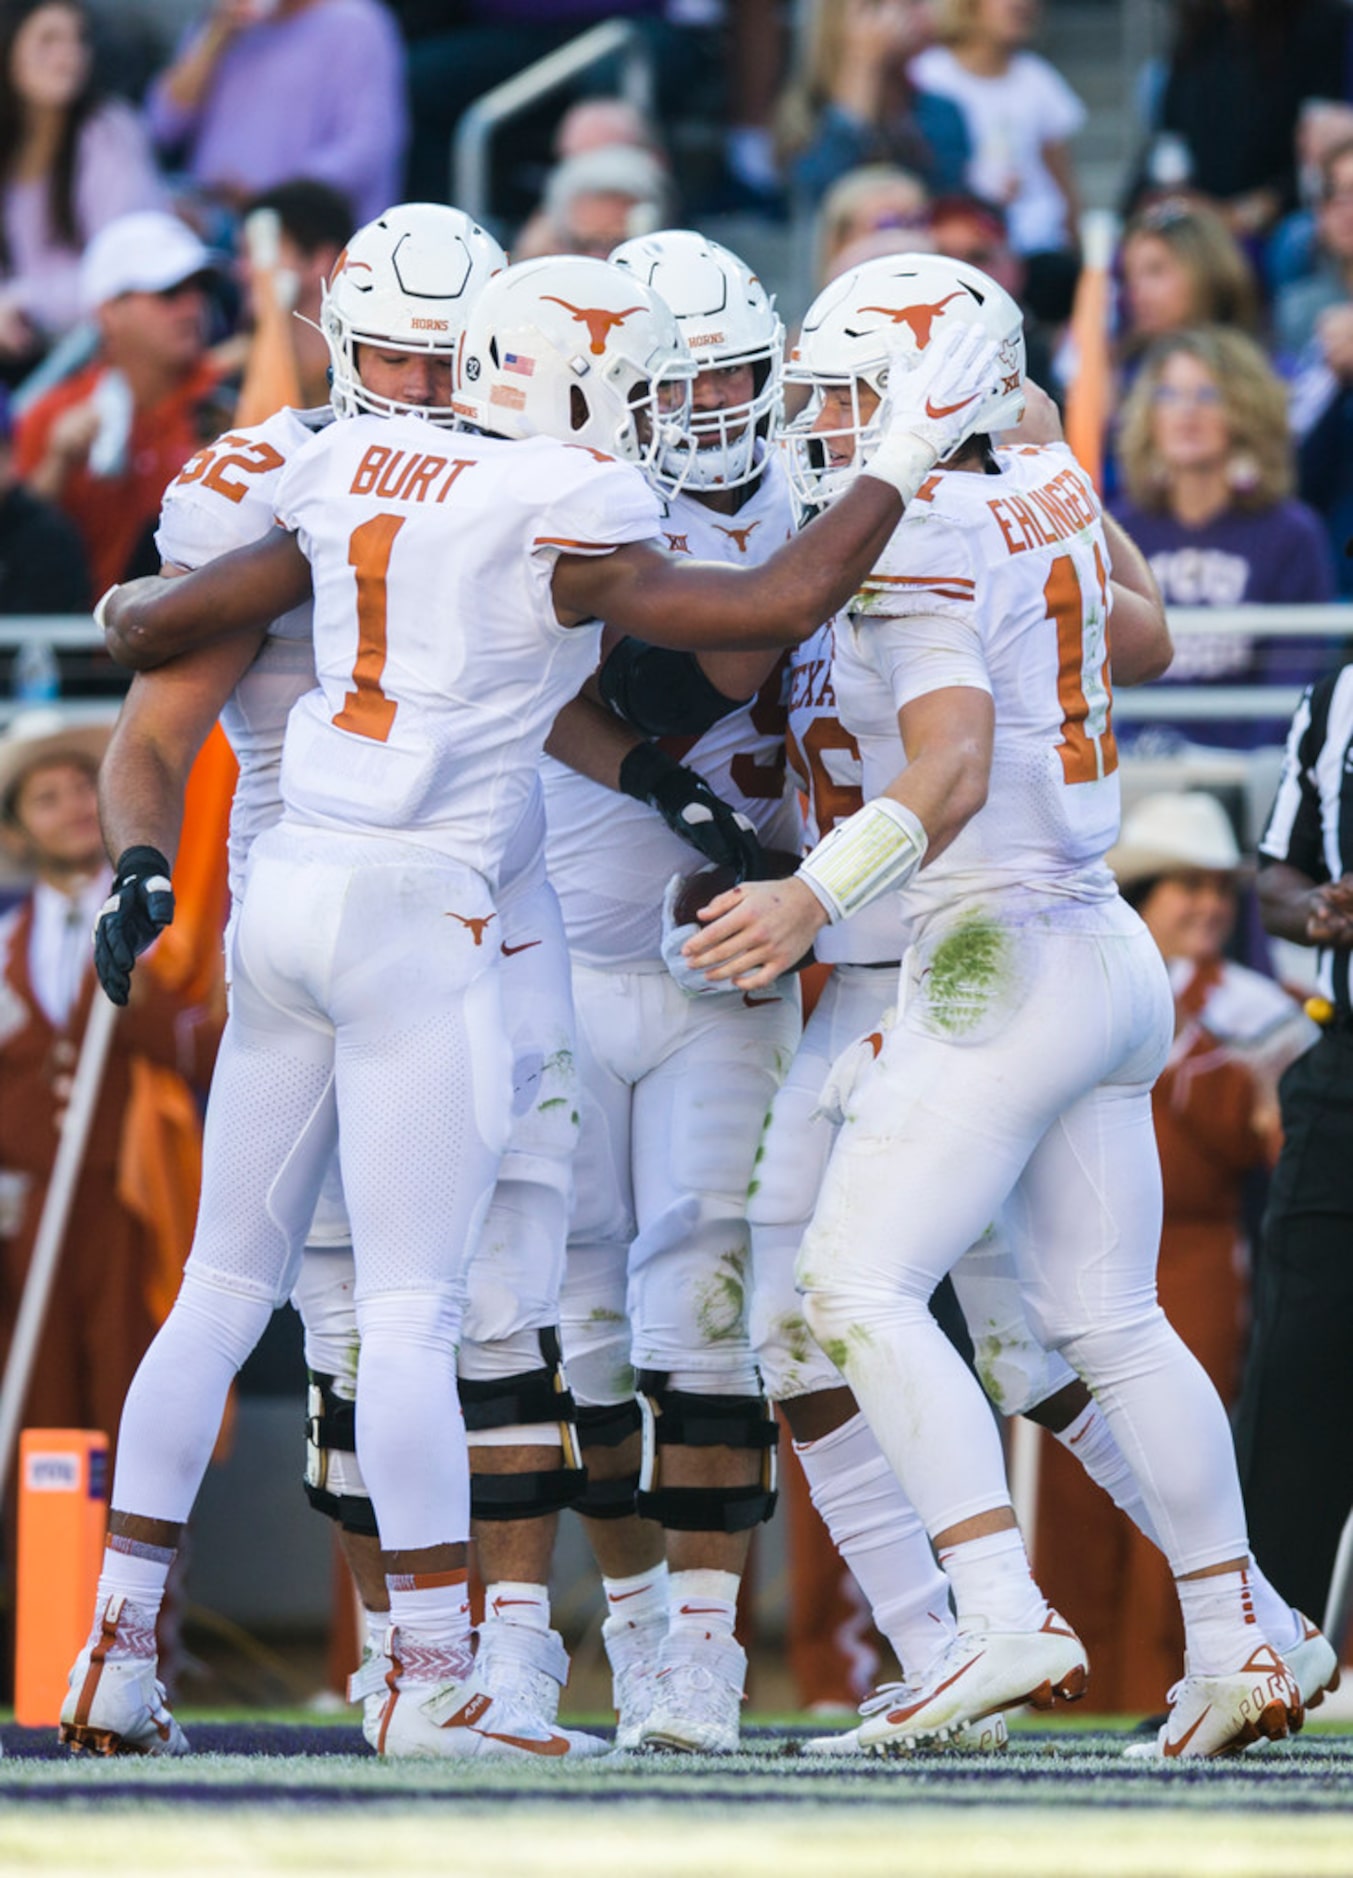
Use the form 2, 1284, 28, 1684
864, 321, 1006, 504
659, 873, 740, 998
812, 1007, 896, 1127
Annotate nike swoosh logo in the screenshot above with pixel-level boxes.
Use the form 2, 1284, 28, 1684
501, 940, 542, 957
470, 1728, 571, 1756
924, 392, 980, 419
609, 1586, 652, 1602
742, 992, 778, 1009
491, 1598, 541, 1614
1163, 1703, 1212, 1757
886, 1651, 983, 1725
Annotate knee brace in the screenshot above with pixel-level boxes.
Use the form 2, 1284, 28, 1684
303, 1369, 379, 1536
634, 1370, 779, 1533
574, 1397, 643, 1520
461, 1328, 586, 1520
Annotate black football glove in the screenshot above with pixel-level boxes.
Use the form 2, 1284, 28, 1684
94, 845, 175, 1006
618, 741, 766, 879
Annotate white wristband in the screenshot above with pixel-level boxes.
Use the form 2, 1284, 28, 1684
861, 431, 938, 506
797, 797, 927, 923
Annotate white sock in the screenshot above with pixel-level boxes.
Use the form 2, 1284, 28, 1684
1177, 1566, 1263, 1676
387, 1567, 473, 1681
795, 1411, 956, 1679
484, 1580, 551, 1632
1052, 1401, 1161, 1549
602, 1562, 668, 1630
91, 1534, 173, 1655
364, 1607, 389, 1656
1247, 1561, 1302, 1654
668, 1568, 739, 1640
938, 1527, 1048, 1633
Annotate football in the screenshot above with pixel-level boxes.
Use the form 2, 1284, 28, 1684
671, 848, 801, 929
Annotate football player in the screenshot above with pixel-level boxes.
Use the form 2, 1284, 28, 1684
684, 253, 1328, 1758
72, 254, 1007, 1759
541, 230, 799, 1753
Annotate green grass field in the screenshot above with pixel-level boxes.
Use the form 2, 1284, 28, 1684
4, 1713, 1352, 1878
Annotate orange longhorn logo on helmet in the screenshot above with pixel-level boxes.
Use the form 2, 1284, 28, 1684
856, 292, 967, 348
540, 297, 647, 356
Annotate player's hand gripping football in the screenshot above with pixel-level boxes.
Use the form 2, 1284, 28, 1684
681, 874, 831, 991
864, 320, 1005, 503
93, 845, 175, 1006
618, 741, 767, 876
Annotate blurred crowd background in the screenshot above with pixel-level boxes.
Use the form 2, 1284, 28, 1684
0, 0, 1350, 1721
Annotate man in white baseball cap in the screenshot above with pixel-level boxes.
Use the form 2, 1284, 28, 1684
77, 211, 214, 316
14, 211, 232, 596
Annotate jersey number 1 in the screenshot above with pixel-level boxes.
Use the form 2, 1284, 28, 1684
1045, 547, 1116, 786
334, 513, 404, 742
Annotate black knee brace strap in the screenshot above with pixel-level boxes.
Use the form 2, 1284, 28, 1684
303, 1369, 379, 1535
461, 1329, 586, 1521
574, 1398, 642, 1520
634, 1372, 779, 1533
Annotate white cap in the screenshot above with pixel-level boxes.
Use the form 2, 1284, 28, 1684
1108, 792, 1244, 885
79, 211, 213, 314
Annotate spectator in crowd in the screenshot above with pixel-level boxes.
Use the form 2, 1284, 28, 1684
1276, 139, 1353, 363
553, 96, 665, 167
512, 142, 675, 262
237, 178, 351, 411
813, 160, 930, 283
1267, 99, 1353, 297
1036, 791, 1313, 1712
144, 0, 405, 232
13, 209, 234, 595
1146, 0, 1348, 240
911, 0, 1084, 264
928, 189, 1059, 390
0, 0, 162, 378
0, 383, 88, 613
1111, 327, 1336, 744
776, 0, 970, 208
0, 709, 220, 1476
1118, 197, 1260, 364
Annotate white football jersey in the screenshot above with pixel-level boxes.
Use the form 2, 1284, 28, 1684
274, 416, 661, 888
836, 441, 1120, 945
156, 407, 326, 902
544, 454, 801, 968
785, 618, 902, 967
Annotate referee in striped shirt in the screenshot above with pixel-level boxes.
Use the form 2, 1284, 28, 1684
1235, 665, 1353, 1623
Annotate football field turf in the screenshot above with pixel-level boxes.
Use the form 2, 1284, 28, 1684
3, 1718, 1352, 1876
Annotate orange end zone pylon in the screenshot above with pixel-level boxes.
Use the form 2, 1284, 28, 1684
15, 1429, 108, 1725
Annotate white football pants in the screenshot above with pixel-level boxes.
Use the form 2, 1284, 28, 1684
560, 963, 801, 1403
111, 825, 511, 1553
748, 962, 1077, 1413
799, 896, 1252, 1577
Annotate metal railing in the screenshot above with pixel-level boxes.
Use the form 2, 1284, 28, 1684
0, 600, 1347, 727
452, 19, 656, 231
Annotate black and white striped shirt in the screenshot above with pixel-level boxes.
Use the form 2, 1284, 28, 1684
1260, 665, 1353, 1013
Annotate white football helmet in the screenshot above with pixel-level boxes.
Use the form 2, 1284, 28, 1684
609, 229, 784, 493
322, 202, 506, 424
782, 253, 1026, 507
453, 255, 695, 482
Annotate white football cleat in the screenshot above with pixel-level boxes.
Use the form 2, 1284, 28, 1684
805, 1702, 1008, 1756
474, 1617, 571, 1726
370, 1628, 608, 1760
1284, 1615, 1339, 1713
603, 1612, 667, 1750
854, 1610, 1087, 1752
348, 1633, 396, 1750
636, 1629, 746, 1754
1124, 1645, 1302, 1760
59, 1596, 189, 1757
